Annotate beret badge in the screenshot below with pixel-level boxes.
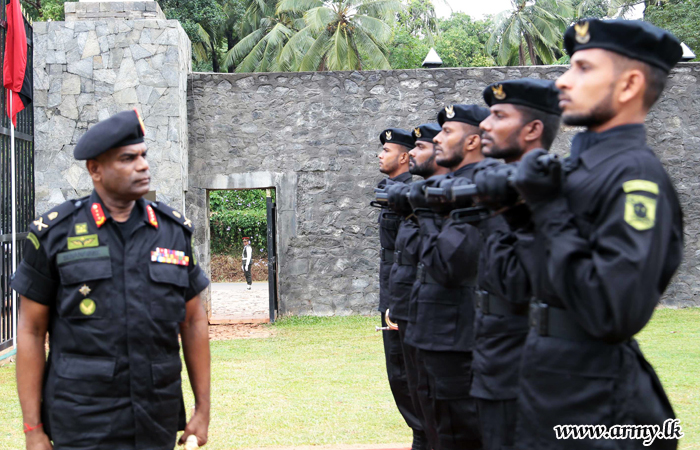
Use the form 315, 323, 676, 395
414, 128, 421, 138
445, 105, 455, 119
492, 84, 506, 100
574, 21, 590, 44
386, 130, 392, 141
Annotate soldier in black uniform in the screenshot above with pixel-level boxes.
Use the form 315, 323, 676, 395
384, 123, 450, 449
376, 128, 425, 449
404, 105, 490, 450
512, 20, 684, 449
12, 110, 211, 450
471, 79, 562, 450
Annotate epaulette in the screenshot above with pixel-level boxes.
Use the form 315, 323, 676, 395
30, 198, 86, 238
149, 201, 194, 233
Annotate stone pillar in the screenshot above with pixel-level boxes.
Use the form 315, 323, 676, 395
33, 0, 191, 213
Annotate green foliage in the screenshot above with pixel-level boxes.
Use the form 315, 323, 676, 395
21, 0, 74, 21
572, 0, 610, 19
386, 26, 430, 69
646, 0, 700, 62
434, 13, 495, 67
209, 190, 274, 255
488, 0, 574, 66
388, 11, 494, 69
396, 0, 439, 44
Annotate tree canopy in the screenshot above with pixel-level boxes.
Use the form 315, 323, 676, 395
18, 0, 700, 70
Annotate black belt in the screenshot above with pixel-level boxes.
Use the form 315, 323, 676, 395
416, 264, 474, 287
529, 301, 594, 342
476, 290, 528, 316
380, 248, 394, 264
393, 250, 412, 266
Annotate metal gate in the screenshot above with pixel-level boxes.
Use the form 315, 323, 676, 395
265, 189, 278, 323
0, 12, 34, 352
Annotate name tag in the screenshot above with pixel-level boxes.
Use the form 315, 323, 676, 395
151, 247, 189, 266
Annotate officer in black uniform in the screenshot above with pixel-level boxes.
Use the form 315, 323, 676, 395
471, 79, 562, 450
384, 123, 451, 450
404, 105, 490, 450
12, 110, 211, 450
513, 20, 684, 449
376, 128, 425, 449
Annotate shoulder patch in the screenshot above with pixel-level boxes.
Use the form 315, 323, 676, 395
150, 202, 194, 233
30, 201, 79, 237
624, 194, 656, 231
623, 179, 659, 195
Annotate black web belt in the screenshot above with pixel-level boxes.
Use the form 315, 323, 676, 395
380, 248, 394, 264
475, 290, 528, 317
416, 263, 474, 287
393, 250, 412, 266
529, 300, 594, 342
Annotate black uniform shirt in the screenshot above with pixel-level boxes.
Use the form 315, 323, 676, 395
404, 163, 482, 352
377, 171, 413, 312
529, 124, 683, 342
387, 218, 420, 322
11, 191, 209, 450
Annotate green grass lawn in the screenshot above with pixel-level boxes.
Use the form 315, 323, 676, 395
0, 309, 698, 449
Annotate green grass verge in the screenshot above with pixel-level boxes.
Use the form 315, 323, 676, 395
0, 310, 698, 449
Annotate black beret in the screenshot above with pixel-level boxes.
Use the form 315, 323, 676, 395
379, 128, 414, 148
74, 109, 146, 160
564, 19, 682, 73
437, 104, 490, 126
483, 78, 562, 116
412, 123, 442, 143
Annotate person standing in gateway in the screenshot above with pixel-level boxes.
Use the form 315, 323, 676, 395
242, 237, 253, 290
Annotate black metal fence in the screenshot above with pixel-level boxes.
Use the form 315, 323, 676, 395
0, 10, 34, 352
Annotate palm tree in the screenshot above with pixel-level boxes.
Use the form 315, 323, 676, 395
223, 0, 306, 72
487, 0, 573, 66
278, 0, 402, 72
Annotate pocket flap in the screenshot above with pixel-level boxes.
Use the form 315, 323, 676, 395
149, 263, 189, 288
58, 253, 112, 285
152, 356, 182, 388
55, 353, 116, 381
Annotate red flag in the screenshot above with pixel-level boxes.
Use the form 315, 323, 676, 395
3, 0, 31, 127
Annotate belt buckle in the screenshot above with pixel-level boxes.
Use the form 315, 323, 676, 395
529, 301, 549, 336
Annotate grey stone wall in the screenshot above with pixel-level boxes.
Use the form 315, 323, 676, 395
33, 5, 191, 214
188, 64, 700, 315
65, 1, 166, 22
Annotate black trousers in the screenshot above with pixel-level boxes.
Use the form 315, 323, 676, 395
398, 319, 438, 449
418, 349, 482, 450
382, 313, 424, 434
243, 266, 252, 285
476, 398, 517, 450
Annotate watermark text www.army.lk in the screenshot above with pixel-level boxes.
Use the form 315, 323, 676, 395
554, 419, 684, 446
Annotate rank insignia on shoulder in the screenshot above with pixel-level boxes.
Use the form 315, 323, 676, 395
68, 234, 100, 250
33, 217, 49, 231
91, 204, 106, 228
75, 223, 89, 235
48, 212, 59, 221
147, 205, 159, 229
80, 298, 96, 316
151, 247, 189, 266
173, 210, 182, 218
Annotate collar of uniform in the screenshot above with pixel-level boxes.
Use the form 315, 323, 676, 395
452, 161, 480, 178
391, 171, 412, 183
577, 124, 647, 170
89, 190, 113, 224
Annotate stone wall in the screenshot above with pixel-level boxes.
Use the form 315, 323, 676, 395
33, 9, 191, 214
65, 1, 166, 21
188, 64, 700, 314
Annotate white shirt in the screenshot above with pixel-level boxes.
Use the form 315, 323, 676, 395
242, 245, 252, 270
